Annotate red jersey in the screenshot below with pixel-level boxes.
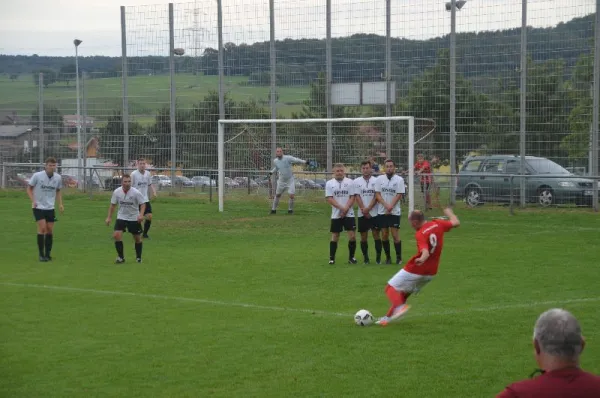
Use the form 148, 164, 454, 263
403, 220, 453, 276
415, 160, 432, 184
496, 368, 600, 398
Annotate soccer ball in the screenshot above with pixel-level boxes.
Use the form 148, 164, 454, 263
354, 309, 374, 326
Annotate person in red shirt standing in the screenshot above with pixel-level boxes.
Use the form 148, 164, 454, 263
496, 308, 600, 398
415, 153, 433, 210
376, 207, 460, 326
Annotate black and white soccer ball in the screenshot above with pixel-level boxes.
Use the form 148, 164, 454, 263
354, 309, 374, 326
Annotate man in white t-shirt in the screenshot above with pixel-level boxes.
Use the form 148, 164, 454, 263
269, 147, 309, 214
26, 156, 64, 262
105, 174, 146, 264
325, 163, 357, 265
130, 157, 156, 239
375, 159, 405, 265
353, 160, 381, 264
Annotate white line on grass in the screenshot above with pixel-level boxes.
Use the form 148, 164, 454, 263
2, 282, 599, 319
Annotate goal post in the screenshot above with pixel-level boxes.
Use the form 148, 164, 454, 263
217, 116, 415, 214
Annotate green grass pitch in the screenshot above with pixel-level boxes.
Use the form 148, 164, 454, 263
1, 190, 600, 397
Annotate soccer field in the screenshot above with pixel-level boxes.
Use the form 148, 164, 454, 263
1, 190, 599, 397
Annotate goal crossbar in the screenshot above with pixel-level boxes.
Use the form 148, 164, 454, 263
218, 116, 415, 214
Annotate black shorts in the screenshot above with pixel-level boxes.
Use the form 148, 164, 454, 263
357, 216, 376, 233
140, 201, 152, 215
114, 219, 142, 235
33, 208, 56, 223
375, 214, 400, 229
330, 217, 356, 233
420, 182, 431, 193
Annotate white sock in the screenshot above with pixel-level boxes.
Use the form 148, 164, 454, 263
288, 198, 294, 211
272, 196, 280, 210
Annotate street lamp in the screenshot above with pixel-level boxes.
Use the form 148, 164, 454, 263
445, 0, 466, 205
74, 39, 82, 188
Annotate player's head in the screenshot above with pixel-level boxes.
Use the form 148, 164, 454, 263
384, 159, 395, 177
408, 210, 426, 230
533, 308, 585, 368
44, 157, 57, 175
360, 160, 372, 177
121, 174, 132, 191
137, 157, 146, 172
333, 163, 345, 181
276, 147, 283, 158
417, 153, 425, 163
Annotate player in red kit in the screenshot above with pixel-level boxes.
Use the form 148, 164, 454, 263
376, 207, 460, 326
415, 153, 433, 210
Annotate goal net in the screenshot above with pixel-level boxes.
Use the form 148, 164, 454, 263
217, 116, 416, 214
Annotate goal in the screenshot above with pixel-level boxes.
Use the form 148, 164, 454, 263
217, 116, 416, 213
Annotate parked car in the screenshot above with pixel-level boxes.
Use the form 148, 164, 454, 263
224, 177, 240, 188
314, 179, 327, 189
151, 175, 172, 188
173, 176, 193, 187
61, 174, 79, 188
456, 155, 598, 207
233, 177, 259, 188
298, 179, 321, 189
191, 176, 216, 187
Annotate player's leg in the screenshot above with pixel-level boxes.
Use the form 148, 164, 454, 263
271, 181, 286, 213
33, 210, 47, 261
372, 217, 383, 264
380, 218, 392, 264
113, 220, 126, 263
44, 211, 56, 260
358, 217, 370, 264
142, 202, 153, 238
131, 222, 143, 263
391, 216, 402, 264
345, 218, 357, 264
377, 270, 416, 325
329, 219, 342, 264
287, 181, 296, 214
424, 182, 432, 209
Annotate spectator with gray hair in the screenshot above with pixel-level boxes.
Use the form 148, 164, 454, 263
497, 308, 600, 397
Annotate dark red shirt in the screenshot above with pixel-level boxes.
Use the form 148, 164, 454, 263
497, 368, 600, 398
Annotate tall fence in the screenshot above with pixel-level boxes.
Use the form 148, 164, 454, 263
0, 0, 598, 209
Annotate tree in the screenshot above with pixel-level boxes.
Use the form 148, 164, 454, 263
32, 69, 57, 87
99, 111, 144, 166
59, 64, 77, 86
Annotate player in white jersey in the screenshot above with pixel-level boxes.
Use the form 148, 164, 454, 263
375, 159, 406, 265
105, 174, 146, 264
353, 160, 381, 264
269, 147, 309, 214
325, 163, 357, 265
130, 157, 156, 239
26, 157, 64, 262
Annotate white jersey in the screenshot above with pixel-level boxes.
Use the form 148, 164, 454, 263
271, 155, 305, 181
353, 176, 378, 217
29, 171, 62, 210
375, 174, 405, 216
130, 169, 153, 202
325, 177, 355, 219
111, 187, 145, 222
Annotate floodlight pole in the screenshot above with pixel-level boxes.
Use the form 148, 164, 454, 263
74, 39, 82, 189
449, 0, 457, 205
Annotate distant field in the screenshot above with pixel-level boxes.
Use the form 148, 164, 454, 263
0, 74, 309, 125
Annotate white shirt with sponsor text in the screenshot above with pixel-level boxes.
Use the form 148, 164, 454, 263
325, 177, 355, 219
130, 169, 153, 202
375, 174, 405, 216
353, 176, 378, 217
29, 171, 62, 210
111, 187, 145, 222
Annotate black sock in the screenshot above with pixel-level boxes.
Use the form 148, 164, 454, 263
360, 241, 369, 258
374, 239, 382, 258
135, 242, 143, 259
143, 220, 151, 235
329, 241, 338, 260
45, 234, 53, 257
115, 241, 124, 258
37, 234, 45, 257
382, 240, 391, 259
348, 240, 356, 259
394, 241, 402, 260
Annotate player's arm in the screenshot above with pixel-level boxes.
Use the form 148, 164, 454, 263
26, 174, 36, 207
354, 192, 366, 212
326, 196, 345, 211
443, 207, 460, 228
289, 156, 308, 165
56, 189, 64, 213
415, 234, 431, 265
138, 203, 146, 222
106, 193, 118, 225
344, 194, 355, 213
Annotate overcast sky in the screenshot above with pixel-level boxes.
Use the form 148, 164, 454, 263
0, 0, 595, 57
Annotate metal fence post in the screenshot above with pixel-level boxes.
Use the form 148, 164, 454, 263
519, 0, 528, 208
449, 0, 457, 206
385, 0, 392, 158
121, 5, 130, 169
168, 3, 177, 195
326, 0, 333, 173
38, 73, 44, 164
592, 0, 600, 212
